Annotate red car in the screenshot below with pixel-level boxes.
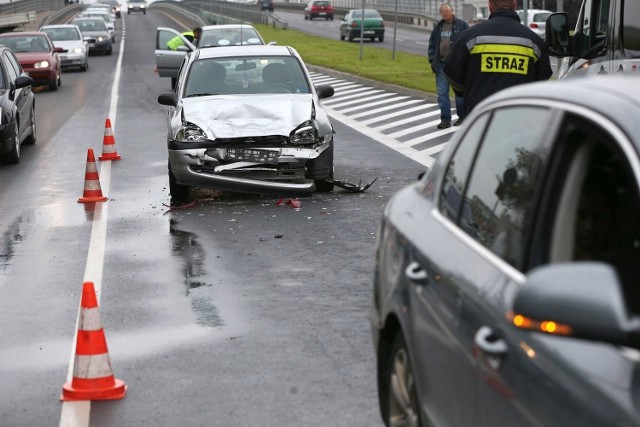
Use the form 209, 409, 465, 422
0, 31, 63, 91
304, 0, 334, 20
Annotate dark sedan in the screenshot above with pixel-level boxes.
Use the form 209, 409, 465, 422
0, 31, 62, 91
0, 45, 36, 164
372, 75, 640, 426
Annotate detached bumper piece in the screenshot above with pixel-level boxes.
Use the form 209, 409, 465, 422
326, 177, 377, 193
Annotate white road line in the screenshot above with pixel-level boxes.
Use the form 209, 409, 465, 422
405, 125, 457, 146
59, 15, 126, 427
324, 86, 380, 101
386, 118, 441, 138
326, 91, 396, 108
372, 110, 440, 131
340, 94, 411, 114
348, 99, 425, 119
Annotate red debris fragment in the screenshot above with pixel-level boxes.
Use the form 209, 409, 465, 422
275, 198, 301, 208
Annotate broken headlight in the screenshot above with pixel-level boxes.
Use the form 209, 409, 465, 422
176, 122, 208, 143
290, 121, 330, 145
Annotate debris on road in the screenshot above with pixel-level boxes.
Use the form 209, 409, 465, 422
326, 177, 378, 193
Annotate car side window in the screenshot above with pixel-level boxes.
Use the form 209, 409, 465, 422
4, 51, 19, 82
459, 106, 553, 269
438, 113, 489, 223
0, 56, 5, 89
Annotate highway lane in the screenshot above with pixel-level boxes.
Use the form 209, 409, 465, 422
0, 9, 428, 426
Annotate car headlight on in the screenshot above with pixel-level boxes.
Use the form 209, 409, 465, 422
140, 4, 145, 7
97, 36, 105, 42
176, 122, 208, 143
34, 60, 50, 69
73, 47, 84, 54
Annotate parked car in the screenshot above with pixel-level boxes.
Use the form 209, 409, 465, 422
0, 31, 62, 91
304, 0, 334, 20
197, 24, 266, 48
0, 44, 35, 163
257, 0, 273, 12
516, 9, 552, 39
72, 17, 113, 55
340, 9, 385, 42
39, 24, 89, 71
371, 75, 640, 426
157, 45, 336, 200
127, 0, 146, 14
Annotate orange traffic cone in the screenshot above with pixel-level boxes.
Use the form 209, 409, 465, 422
98, 118, 122, 161
61, 281, 127, 401
78, 148, 108, 203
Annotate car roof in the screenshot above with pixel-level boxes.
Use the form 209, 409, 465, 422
40, 24, 79, 29
0, 31, 48, 37
200, 24, 258, 31
477, 76, 640, 150
195, 45, 294, 60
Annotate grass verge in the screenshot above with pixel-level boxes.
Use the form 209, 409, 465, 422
254, 24, 437, 94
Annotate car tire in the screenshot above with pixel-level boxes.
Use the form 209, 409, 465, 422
49, 78, 58, 91
24, 104, 36, 146
348, 33, 354, 42
380, 332, 421, 427
107, 47, 113, 55
81, 60, 88, 71
4, 121, 20, 164
340, 33, 345, 41
309, 15, 313, 20
314, 178, 334, 192
379, 36, 384, 42
168, 160, 190, 202
304, 15, 308, 20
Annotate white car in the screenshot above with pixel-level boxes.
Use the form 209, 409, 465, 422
157, 45, 337, 200
516, 9, 552, 39
39, 24, 89, 71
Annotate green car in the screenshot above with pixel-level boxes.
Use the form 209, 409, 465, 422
339, 9, 385, 42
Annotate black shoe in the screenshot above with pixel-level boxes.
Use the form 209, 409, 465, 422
454, 119, 464, 126
437, 121, 451, 129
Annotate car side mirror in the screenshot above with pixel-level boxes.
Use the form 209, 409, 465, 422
511, 263, 640, 349
14, 75, 33, 90
54, 47, 65, 53
158, 92, 178, 106
545, 13, 570, 57
315, 84, 334, 99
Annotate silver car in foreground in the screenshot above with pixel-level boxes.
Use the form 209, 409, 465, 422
372, 75, 640, 426
157, 45, 336, 200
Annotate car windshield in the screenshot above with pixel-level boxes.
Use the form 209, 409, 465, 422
351, 10, 381, 19
184, 56, 311, 97
314, 1, 330, 6
74, 19, 107, 32
199, 29, 264, 47
42, 28, 80, 41
533, 12, 551, 22
0, 35, 49, 53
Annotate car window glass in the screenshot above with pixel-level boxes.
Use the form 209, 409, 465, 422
4, 51, 20, 81
158, 29, 178, 50
623, 0, 640, 56
461, 107, 552, 269
0, 55, 6, 89
438, 113, 489, 223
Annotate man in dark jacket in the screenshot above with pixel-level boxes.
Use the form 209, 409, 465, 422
428, 3, 469, 129
444, 0, 552, 116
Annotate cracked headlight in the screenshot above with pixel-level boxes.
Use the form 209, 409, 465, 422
290, 121, 330, 145
34, 60, 50, 69
176, 122, 208, 143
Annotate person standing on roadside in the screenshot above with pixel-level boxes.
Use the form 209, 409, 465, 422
428, 3, 469, 129
444, 0, 552, 117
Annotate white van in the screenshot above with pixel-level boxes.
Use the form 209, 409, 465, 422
545, 0, 640, 78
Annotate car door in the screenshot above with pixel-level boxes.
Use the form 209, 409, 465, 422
474, 107, 640, 426
4, 50, 31, 133
155, 27, 196, 78
403, 104, 557, 426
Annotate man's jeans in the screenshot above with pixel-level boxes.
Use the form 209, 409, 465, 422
435, 62, 464, 122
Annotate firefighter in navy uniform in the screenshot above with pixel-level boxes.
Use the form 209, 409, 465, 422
444, 0, 552, 116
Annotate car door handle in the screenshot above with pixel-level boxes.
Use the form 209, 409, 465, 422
405, 261, 428, 285
474, 326, 507, 356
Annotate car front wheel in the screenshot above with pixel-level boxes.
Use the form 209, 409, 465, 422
168, 160, 190, 202
382, 333, 420, 427
24, 104, 36, 145
4, 121, 20, 164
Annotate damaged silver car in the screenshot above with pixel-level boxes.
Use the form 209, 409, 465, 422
157, 45, 336, 200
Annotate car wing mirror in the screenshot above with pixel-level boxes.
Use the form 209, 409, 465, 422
54, 47, 65, 53
545, 13, 570, 57
511, 263, 640, 349
315, 84, 334, 99
158, 91, 178, 107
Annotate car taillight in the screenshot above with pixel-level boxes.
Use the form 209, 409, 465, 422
351, 21, 358, 28
530, 23, 539, 28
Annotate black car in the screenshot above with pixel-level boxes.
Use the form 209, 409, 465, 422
257, 0, 273, 12
372, 75, 640, 426
0, 45, 36, 164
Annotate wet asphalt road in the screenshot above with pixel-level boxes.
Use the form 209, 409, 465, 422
0, 10, 426, 426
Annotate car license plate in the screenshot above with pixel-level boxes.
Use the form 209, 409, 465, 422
226, 148, 278, 163
364, 30, 374, 34
88, 42, 95, 47
319, 12, 326, 15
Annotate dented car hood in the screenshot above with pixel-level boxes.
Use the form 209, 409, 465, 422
182, 94, 315, 139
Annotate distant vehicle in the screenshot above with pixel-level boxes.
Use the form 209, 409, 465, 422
0, 31, 63, 91
516, 9, 552, 39
72, 17, 113, 55
257, 0, 273, 12
340, 9, 385, 42
78, 10, 115, 42
39, 24, 89, 71
197, 24, 266, 48
157, 45, 336, 200
371, 75, 640, 427
0, 44, 35, 164
545, 0, 640, 78
304, 0, 334, 20
127, 0, 146, 14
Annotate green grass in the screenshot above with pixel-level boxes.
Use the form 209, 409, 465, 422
254, 24, 437, 94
